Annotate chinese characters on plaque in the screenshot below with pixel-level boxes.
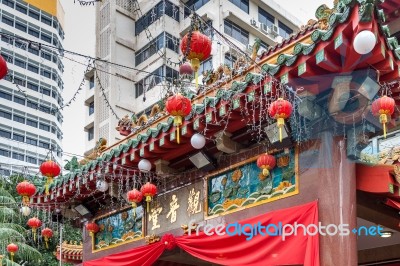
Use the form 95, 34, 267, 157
147, 181, 203, 235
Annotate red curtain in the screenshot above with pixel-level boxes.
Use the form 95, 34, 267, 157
84, 201, 319, 266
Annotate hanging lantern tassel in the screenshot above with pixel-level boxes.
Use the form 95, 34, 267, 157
131, 202, 137, 218
45, 177, 53, 195
10, 252, 14, 262
174, 116, 182, 144
191, 58, 200, 88
262, 168, 270, 176
44, 237, 49, 249
380, 113, 388, 138
277, 117, 285, 142
145, 196, 152, 212
33, 228, 37, 242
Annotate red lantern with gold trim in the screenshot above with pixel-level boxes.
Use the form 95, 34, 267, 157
127, 189, 143, 217
16, 180, 36, 206
140, 182, 157, 212
268, 98, 292, 142
166, 94, 192, 144
257, 153, 276, 176
86, 222, 99, 248
40, 160, 61, 195
0, 54, 8, 80
41, 228, 53, 249
27, 217, 42, 241
371, 95, 395, 138
7, 243, 18, 262
180, 30, 212, 86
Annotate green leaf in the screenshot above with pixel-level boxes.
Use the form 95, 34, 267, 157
13, 242, 42, 264
0, 207, 20, 223
0, 196, 16, 204
2, 258, 22, 266
0, 223, 27, 235
0, 228, 25, 242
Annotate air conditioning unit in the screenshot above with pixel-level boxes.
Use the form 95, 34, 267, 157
260, 23, 270, 34
250, 18, 258, 27
270, 25, 279, 37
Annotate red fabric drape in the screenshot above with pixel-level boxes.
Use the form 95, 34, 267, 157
84, 201, 319, 266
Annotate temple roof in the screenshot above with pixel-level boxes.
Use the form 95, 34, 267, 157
33, 0, 400, 204
55, 241, 83, 264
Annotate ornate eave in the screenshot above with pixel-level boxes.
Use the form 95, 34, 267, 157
55, 241, 83, 264
32, 0, 400, 203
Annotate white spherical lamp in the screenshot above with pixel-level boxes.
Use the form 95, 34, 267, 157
20, 206, 31, 217
191, 133, 206, 149
96, 180, 109, 192
353, 30, 376, 55
138, 159, 152, 172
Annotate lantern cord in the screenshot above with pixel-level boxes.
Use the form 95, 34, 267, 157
177, 126, 180, 144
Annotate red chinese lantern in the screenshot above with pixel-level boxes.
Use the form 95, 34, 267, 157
7, 243, 18, 262
257, 153, 276, 176
165, 94, 192, 144
0, 54, 8, 80
40, 160, 61, 195
86, 222, 99, 247
16, 180, 36, 206
127, 189, 143, 209
180, 30, 212, 86
41, 228, 53, 249
268, 98, 292, 142
371, 95, 395, 138
140, 182, 157, 212
179, 62, 194, 78
27, 217, 42, 241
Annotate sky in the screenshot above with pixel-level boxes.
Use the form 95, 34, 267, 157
60, 0, 332, 161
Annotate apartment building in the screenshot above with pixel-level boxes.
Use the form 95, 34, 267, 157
84, 0, 300, 152
0, 0, 65, 176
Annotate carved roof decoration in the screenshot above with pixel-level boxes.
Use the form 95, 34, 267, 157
55, 241, 83, 264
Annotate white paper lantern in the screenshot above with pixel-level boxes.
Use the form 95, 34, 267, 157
353, 30, 376, 55
138, 159, 152, 172
20, 206, 31, 216
96, 180, 109, 192
191, 133, 206, 149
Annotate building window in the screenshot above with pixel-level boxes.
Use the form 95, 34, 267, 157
12, 152, 25, 161
224, 20, 249, 45
28, 46, 39, 56
15, 21, 27, 32
135, 65, 178, 98
88, 127, 94, 141
12, 133, 24, 142
27, 101, 38, 109
184, 0, 210, 18
198, 57, 213, 75
89, 76, 94, 89
27, 119, 38, 128
259, 7, 275, 27
135, 1, 180, 36
0, 148, 10, 157
135, 32, 179, 66
39, 123, 50, 132
38, 141, 49, 149
26, 137, 37, 146
27, 82, 39, 91
224, 54, 237, 69
14, 58, 26, 68
27, 64, 39, 73
41, 88, 51, 96
0, 91, 12, 100
229, 0, 249, 13
261, 41, 269, 50
41, 51, 52, 61
13, 96, 25, 105
28, 10, 39, 20
89, 102, 94, 115
278, 21, 293, 39
0, 110, 12, 120
39, 105, 50, 114
3, 0, 15, 8
26, 156, 37, 164
16, 4, 27, 14
14, 77, 26, 87
41, 69, 51, 79
28, 28, 40, 38
0, 129, 11, 139
2, 16, 14, 27
41, 17, 52, 26
13, 114, 25, 124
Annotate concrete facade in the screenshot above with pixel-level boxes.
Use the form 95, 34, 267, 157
84, 0, 301, 153
0, 0, 64, 175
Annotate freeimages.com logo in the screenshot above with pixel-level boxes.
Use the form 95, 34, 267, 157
188, 220, 384, 241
